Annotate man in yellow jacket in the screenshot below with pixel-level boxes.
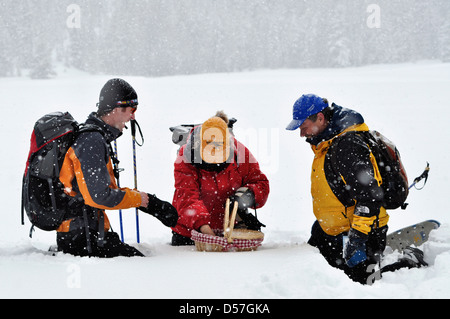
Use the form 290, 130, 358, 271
286, 94, 426, 284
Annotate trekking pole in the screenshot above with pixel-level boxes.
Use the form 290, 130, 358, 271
131, 119, 144, 243
113, 140, 125, 242
409, 162, 430, 190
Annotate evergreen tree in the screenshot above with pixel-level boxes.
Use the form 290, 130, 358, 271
0, 0, 448, 78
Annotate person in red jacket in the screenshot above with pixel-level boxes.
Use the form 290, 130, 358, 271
171, 111, 270, 245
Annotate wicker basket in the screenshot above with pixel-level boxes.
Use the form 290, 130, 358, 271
191, 199, 264, 252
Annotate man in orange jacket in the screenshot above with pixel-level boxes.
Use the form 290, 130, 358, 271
57, 78, 178, 257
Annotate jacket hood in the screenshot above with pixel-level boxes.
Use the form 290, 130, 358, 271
307, 103, 364, 146
86, 112, 123, 143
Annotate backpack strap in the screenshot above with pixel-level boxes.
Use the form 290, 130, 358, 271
73, 124, 114, 251
108, 144, 123, 180
327, 132, 384, 231
82, 206, 93, 254
327, 132, 381, 199
325, 132, 358, 208
98, 212, 105, 248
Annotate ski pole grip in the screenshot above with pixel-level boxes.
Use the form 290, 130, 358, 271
131, 119, 137, 137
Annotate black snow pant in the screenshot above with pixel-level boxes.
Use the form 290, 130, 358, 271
56, 216, 144, 258
171, 231, 195, 246
308, 220, 387, 285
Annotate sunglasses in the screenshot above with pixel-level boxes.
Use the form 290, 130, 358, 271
116, 99, 138, 114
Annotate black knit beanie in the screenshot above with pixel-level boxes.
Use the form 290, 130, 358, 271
97, 78, 138, 116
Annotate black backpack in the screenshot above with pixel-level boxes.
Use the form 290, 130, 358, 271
331, 130, 409, 210
362, 130, 409, 210
21, 112, 103, 232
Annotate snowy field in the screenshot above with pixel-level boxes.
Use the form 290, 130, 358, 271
1, 61, 450, 299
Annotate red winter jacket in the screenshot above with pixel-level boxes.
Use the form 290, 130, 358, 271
171, 137, 270, 238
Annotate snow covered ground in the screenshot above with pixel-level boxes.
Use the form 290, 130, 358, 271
1, 62, 450, 299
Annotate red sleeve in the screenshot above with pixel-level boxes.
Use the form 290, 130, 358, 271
172, 146, 211, 231
236, 141, 270, 209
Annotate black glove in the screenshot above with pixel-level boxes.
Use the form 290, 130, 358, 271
229, 187, 255, 210
228, 187, 265, 231
344, 228, 368, 268
139, 194, 178, 227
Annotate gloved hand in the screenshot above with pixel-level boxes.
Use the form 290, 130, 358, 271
228, 187, 265, 231
139, 194, 178, 227
235, 208, 266, 231
344, 228, 368, 268
229, 187, 255, 210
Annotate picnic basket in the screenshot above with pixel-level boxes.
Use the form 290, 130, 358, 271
191, 199, 264, 252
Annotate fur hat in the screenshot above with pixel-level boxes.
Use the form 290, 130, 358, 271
200, 115, 230, 164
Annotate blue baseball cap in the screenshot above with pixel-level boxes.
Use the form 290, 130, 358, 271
286, 94, 329, 131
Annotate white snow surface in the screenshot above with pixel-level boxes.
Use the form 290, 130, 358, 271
1, 62, 450, 299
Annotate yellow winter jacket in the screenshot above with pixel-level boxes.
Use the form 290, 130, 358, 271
310, 123, 389, 236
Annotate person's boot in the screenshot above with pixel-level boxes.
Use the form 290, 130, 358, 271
401, 246, 428, 268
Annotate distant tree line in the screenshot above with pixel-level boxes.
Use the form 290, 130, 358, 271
1, 0, 449, 78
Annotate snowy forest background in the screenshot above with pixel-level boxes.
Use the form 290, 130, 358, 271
1, 0, 449, 79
